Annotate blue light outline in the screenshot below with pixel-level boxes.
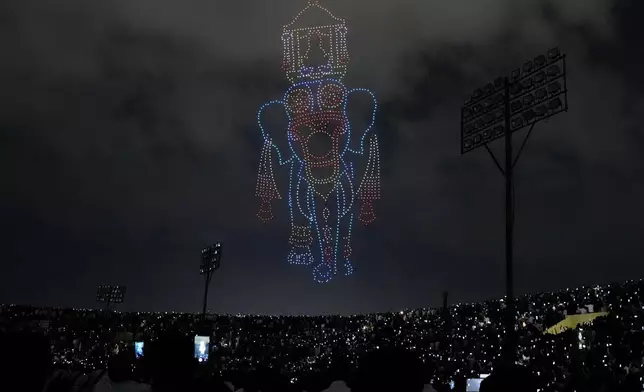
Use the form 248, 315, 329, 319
256, 78, 378, 283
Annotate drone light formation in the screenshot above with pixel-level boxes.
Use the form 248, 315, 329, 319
255, 0, 381, 283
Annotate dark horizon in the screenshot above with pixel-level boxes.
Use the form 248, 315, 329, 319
2, 0, 644, 316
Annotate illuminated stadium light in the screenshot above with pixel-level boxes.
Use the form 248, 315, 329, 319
459, 48, 569, 363
200, 242, 223, 316
461, 48, 568, 151
200, 242, 222, 274
96, 285, 126, 311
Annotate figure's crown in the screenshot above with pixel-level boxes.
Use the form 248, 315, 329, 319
281, 1, 350, 84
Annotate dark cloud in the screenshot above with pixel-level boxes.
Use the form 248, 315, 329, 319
1, 0, 642, 315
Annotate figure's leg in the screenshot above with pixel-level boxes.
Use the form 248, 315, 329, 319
287, 164, 314, 266
342, 212, 355, 276
339, 161, 356, 276
311, 191, 334, 283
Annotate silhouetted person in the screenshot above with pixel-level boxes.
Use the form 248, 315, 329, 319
352, 348, 425, 392
146, 332, 196, 392
479, 364, 535, 392
0, 331, 52, 392
94, 352, 150, 392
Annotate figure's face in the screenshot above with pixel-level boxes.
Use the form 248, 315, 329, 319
286, 82, 348, 185
290, 114, 346, 165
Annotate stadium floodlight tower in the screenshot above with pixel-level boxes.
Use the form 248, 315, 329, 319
200, 242, 222, 317
96, 285, 126, 311
460, 48, 568, 362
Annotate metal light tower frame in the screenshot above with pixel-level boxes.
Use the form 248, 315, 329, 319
96, 285, 126, 311
200, 242, 222, 317
460, 48, 568, 361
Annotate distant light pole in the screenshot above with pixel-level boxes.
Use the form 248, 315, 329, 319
96, 285, 126, 311
200, 242, 222, 317
460, 48, 569, 361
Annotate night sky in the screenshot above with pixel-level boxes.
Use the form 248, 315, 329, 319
2, 0, 643, 316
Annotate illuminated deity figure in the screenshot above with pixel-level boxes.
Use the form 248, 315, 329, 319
255, 0, 380, 283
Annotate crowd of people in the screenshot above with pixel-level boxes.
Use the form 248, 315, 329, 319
2, 280, 644, 391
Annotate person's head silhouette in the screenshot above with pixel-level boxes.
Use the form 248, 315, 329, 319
0, 331, 52, 392
479, 365, 535, 392
352, 348, 424, 392
107, 352, 133, 383
146, 332, 196, 392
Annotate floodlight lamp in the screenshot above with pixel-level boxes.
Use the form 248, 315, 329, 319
546, 65, 561, 78
521, 78, 533, 89
511, 68, 521, 80
523, 109, 536, 121
522, 94, 535, 106
493, 108, 504, 120
483, 83, 494, 96
493, 126, 504, 137
510, 100, 522, 113
473, 104, 483, 114
511, 117, 524, 130
535, 88, 547, 101
483, 129, 492, 140
548, 81, 562, 95
534, 55, 547, 68
533, 71, 546, 84
472, 88, 483, 100
483, 113, 495, 125
548, 48, 560, 61
464, 139, 473, 149
535, 105, 548, 116
523, 61, 534, 73
473, 134, 482, 144
463, 108, 473, 119
509, 83, 522, 96
548, 98, 562, 110
464, 124, 475, 135
494, 77, 504, 89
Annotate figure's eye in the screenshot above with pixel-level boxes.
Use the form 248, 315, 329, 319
289, 130, 302, 142
286, 88, 310, 114
318, 84, 345, 110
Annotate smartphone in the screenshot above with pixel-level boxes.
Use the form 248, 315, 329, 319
466, 378, 485, 392
134, 341, 144, 359
194, 336, 210, 363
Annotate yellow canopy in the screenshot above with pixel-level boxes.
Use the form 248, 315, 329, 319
544, 312, 608, 335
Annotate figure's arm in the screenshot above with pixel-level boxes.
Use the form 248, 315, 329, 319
346, 88, 378, 155
357, 134, 380, 226
257, 100, 292, 166
256, 100, 290, 223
